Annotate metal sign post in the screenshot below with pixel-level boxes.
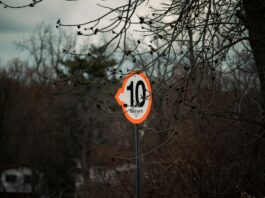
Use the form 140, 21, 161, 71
135, 124, 141, 198
115, 70, 152, 198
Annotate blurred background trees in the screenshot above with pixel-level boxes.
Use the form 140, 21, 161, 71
0, 0, 265, 197
0, 67, 78, 197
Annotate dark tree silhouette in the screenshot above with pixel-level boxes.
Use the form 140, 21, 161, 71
2, 1, 265, 197
2, 1, 265, 109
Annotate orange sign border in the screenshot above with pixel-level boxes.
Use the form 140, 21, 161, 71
115, 70, 152, 124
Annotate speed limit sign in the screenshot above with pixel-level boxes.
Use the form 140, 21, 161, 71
115, 70, 152, 124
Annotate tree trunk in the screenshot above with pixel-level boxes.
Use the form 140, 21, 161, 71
243, 0, 265, 111
243, 3, 265, 197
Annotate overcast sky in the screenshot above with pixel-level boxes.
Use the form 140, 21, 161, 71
0, 0, 162, 66
0, 0, 123, 65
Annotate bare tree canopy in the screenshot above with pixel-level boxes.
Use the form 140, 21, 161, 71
2, 0, 264, 106
1, 1, 265, 197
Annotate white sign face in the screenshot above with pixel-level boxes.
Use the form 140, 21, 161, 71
115, 71, 152, 124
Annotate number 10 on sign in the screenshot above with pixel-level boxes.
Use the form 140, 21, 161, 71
115, 70, 152, 124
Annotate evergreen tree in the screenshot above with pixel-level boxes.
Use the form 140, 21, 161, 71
61, 44, 117, 85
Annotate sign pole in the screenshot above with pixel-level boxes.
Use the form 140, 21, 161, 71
135, 124, 141, 198
115, 70, 152, 198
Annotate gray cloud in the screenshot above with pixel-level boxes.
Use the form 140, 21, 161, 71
0, 16, 33, 32
0, 0, 146, 64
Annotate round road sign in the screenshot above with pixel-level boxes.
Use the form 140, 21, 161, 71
115, 70, 152, 124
